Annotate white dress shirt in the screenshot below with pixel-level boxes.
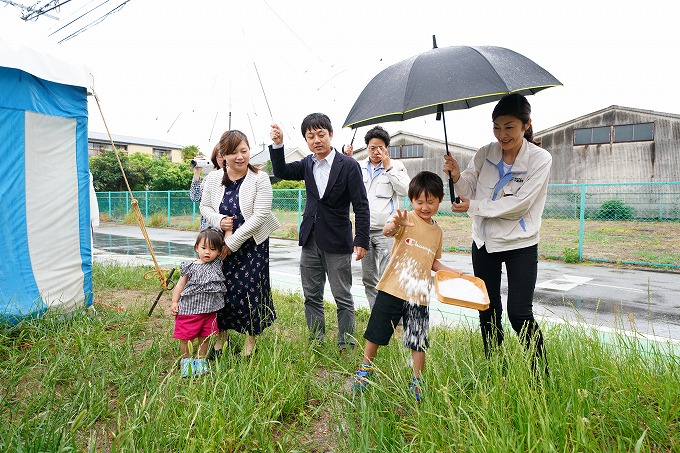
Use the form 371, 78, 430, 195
312, 150, 335, 197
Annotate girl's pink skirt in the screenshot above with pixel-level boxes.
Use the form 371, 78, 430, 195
173, 312, 218, 340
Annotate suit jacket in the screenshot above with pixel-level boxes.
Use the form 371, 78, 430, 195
200, 168, 281, 251
269, 145, 370, 253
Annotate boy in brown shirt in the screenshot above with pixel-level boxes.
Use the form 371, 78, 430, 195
353, 171, 461, 402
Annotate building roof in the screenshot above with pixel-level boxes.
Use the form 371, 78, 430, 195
536, 105, 680, 136
250, 149, 271, 165
88, 131, 183, 150
250, 146, 309, 165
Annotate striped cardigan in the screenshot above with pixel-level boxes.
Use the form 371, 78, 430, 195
200, 168, 281, 251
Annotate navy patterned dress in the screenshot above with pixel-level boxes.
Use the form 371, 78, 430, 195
217, 176, 276, 335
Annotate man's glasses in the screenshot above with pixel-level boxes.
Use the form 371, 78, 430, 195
368, 146, 386, 152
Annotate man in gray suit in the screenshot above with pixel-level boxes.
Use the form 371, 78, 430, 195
269, 113, 370, 351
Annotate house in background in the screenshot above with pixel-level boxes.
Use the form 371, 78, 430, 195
352, 130, 477, 194
536, 106, 680, 184
250, 146, 310, 167
88, 131, 183, 163
251, 146, 311, 185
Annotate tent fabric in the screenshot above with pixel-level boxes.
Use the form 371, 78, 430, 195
0, 66, 88, 118
26, 111, 88, 312
0, 37, 91, 88
0, 39, 91, 326
0, 108, 42, 321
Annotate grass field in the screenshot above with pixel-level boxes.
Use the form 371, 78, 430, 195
435, 216, 680, 268
1, 263, 678, 452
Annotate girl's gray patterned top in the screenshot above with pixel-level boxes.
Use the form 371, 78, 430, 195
177, 258, 226, 315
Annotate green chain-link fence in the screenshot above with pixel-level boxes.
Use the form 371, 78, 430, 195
96, 182, 680, 269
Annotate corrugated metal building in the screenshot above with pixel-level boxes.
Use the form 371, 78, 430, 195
353, 130, 478, 191
536, 106, 680, 184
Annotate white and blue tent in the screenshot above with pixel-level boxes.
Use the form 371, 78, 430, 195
0, 37, 93, 326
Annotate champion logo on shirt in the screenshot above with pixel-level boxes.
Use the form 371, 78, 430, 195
404, 237, 435, 255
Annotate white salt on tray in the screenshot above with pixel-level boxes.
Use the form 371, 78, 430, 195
438, 278, 485, 303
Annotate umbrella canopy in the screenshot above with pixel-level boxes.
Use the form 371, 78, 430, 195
343, 45, 561, 129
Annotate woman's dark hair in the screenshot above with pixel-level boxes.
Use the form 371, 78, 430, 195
219, 130, 257, 185
364, 125, 390, 147
195, 227, 225, 250
301, 113, 333, 137
408, 171, 444, 202
210, 143, 221, 169
491, 93, 540, 145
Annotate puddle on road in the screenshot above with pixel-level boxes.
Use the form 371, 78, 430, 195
95, 233, 299, 263
94, 233, 196, 258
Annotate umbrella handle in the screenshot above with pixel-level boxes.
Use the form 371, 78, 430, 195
446, 158, 461, 204
447, 173, 460, 205
439, 105, 461, 204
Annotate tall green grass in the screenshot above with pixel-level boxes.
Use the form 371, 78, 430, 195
0, 263, 677, 451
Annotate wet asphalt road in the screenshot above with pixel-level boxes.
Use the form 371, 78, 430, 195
94, 223, 680, 343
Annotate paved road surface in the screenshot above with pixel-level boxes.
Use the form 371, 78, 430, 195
93, 223, 680, 346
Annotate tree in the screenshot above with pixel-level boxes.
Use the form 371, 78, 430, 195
262, 159, 273, 174
596, 199, 634, 220
180, 145, 200, 163
90, 150, 194, 191
148, 158, 193, 191
127, 153, 155, 190
272, 179, 305, 189
90, 149, 151, 192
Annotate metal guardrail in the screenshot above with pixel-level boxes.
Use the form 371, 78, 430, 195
96, 182, 680, 269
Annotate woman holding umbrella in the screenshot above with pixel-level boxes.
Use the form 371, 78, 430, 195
443, 93, 551, 375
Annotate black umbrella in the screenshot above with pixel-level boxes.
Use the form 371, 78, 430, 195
343, 36, 562, 202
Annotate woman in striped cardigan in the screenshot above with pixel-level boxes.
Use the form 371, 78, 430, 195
200, 130, 280, 357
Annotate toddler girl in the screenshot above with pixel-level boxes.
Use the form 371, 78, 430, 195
170, 228, 227, 376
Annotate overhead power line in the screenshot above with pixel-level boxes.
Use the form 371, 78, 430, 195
262, 0, 324, 64
57, 0, 130, 44
49, 0, 113, 36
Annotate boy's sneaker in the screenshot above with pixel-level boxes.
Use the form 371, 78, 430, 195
194, 358, 210, 375
352, 363, 374, 392
409, 377, 423, 403
180, 358, 194, 378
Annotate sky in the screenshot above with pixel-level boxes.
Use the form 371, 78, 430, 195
1, 0, 678, 158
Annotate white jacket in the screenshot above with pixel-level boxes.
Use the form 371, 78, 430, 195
454, 139, 552, 253
200, 168, 281, 251
358, 158, 410, 230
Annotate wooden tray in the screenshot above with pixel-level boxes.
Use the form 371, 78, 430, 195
434, 270, 490, 311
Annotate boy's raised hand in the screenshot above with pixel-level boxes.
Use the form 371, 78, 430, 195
393, 209, 414, 227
